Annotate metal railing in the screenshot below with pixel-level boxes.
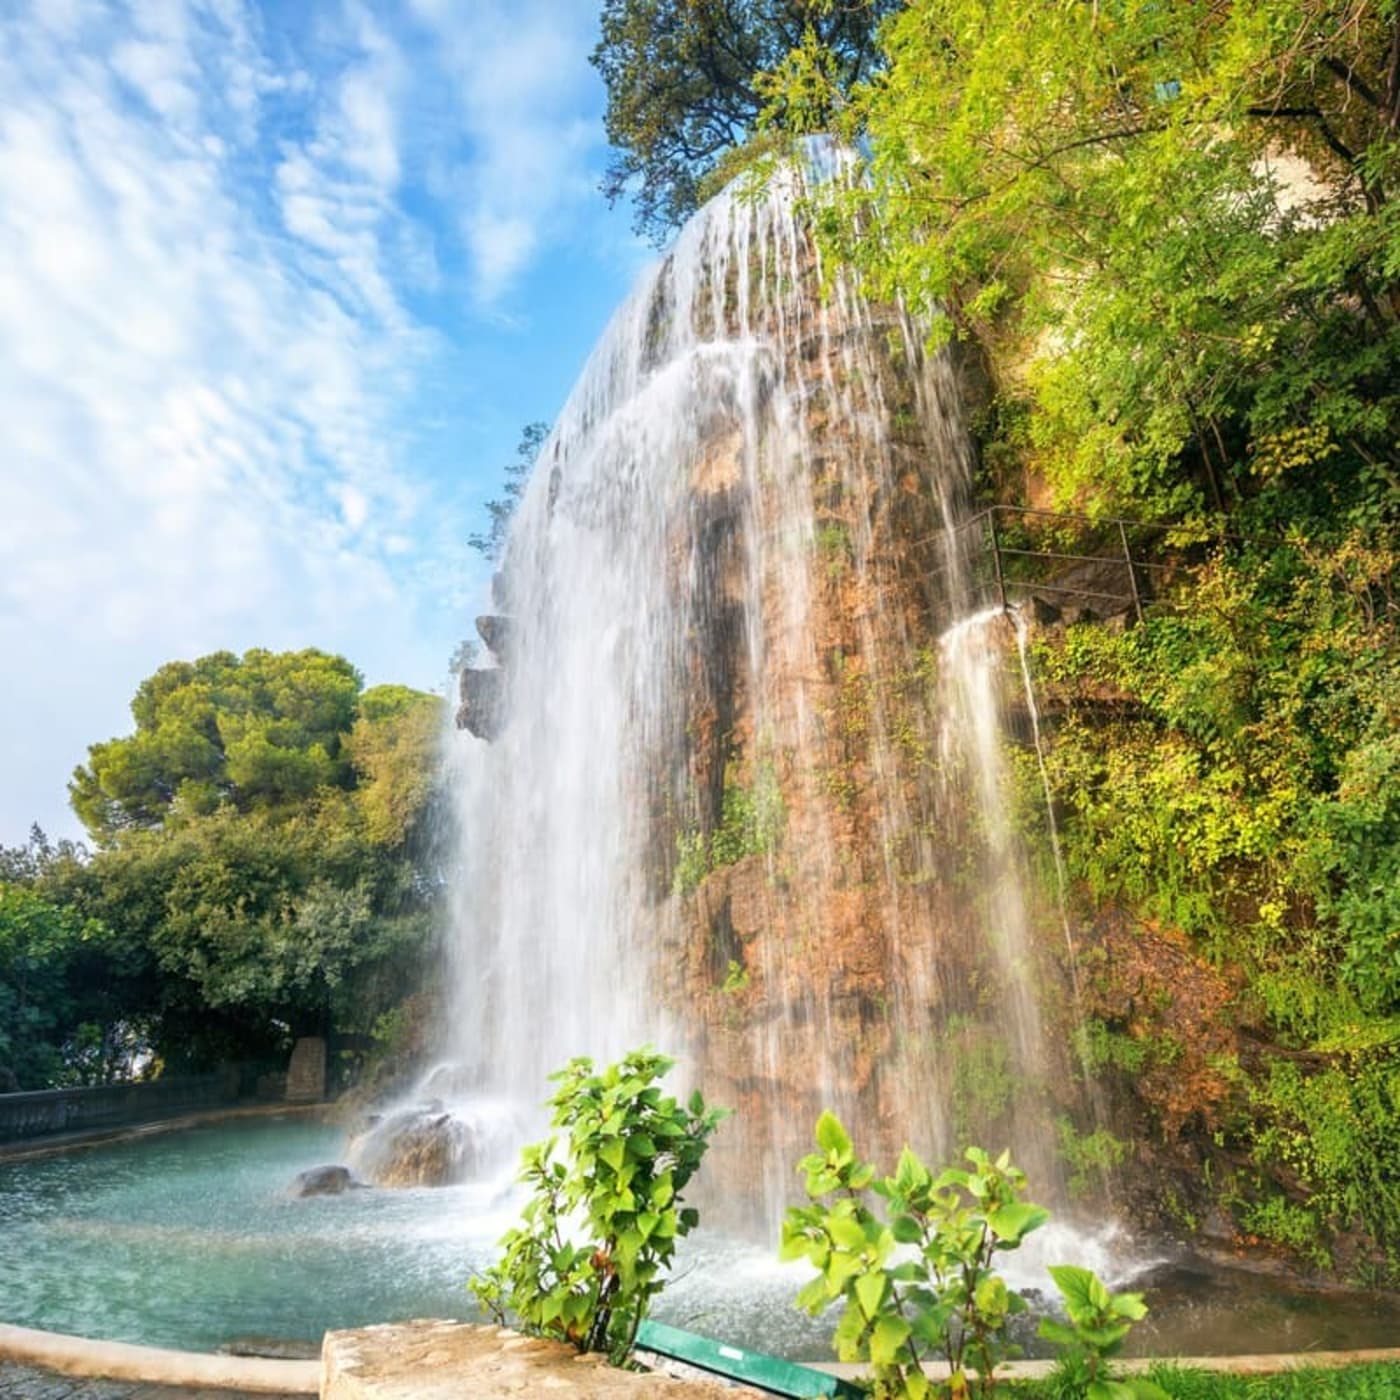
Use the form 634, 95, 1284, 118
911, 503, 1234, 623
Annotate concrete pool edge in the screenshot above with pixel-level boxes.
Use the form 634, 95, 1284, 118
0, 1322, 320, 1394
0, 1101, 329, 1164
6, 1318, 1400, 1394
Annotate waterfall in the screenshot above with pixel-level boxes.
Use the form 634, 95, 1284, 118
445, 152, 1073, 1227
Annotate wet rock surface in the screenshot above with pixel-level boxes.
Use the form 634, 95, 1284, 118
217, 1338, 321, 1361
346, 1108, 477, 1188
289, 1165, 360, 1197
455, 667, 504, 742
474, 614, 511, 660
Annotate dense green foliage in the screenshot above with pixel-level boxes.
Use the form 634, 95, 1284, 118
592, 0, 894, 238
1, 651, 445, 1087
0, 872, 147, 1089
471, 1049, 726, 1363
1029, 545, 1400, 1264
777, 0, 1400, 529
70, 649, 363, 838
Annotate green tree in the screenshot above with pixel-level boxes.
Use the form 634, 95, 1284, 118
71, 648, 363, 840
49, 653, 445, 1073
346, 685, 443, 849
592, 0, 895, 239
469, 421, 550, 560
772, 0, 1400, 525
0, 878, 149, 1089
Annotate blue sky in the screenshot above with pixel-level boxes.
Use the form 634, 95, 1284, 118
0, 0, 651, 844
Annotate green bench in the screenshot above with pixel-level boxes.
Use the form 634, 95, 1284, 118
634, 1319, 864, 1398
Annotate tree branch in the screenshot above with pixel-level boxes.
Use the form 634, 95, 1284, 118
1322, 55, 1382, 110
1244, 104, 1359, 165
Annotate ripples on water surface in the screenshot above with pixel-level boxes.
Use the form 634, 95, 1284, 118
2, 1116, 1398, 1359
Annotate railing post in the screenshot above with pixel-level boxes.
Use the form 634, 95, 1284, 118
1119, 519, 1144, 624
988, 508, 1008, 611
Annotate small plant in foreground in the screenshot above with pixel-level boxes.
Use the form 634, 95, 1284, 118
470, 1048, 726, 1365
784, 1116, 1160, 1399
1037, 1266, 1169, 1400
782, 1113, 1050, 1399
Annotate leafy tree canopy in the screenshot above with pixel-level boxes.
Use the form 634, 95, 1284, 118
592, 0, 895, 239
0, 875, 151, 1089
771, 0, 1400, 527
0, 652, 450, 1082
71, 648, 365, 840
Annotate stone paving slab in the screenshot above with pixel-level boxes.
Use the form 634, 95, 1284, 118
0, 1362, 304, 1399
322, 1320, 762, 1398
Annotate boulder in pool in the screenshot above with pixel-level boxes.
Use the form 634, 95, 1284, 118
291, 1163, 362, 1197
349, 1110, 475, 1188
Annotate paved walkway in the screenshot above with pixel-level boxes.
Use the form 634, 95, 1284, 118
0, 1362, 304, 1399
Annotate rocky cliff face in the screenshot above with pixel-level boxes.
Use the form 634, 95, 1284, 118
448, 154, 1078, 1225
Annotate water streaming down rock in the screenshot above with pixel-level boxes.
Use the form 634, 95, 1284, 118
445, 153, 1075, 1226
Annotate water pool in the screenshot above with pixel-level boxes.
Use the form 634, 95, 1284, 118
0, 1113, 833, 1356
2, 1114, 1397, 1360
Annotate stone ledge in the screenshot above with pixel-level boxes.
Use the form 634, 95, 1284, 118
813, 1346, 1400, 1382
320, 1321, 756, 1399
0, 1322, 319, 1394
0, 1103, 326, 1164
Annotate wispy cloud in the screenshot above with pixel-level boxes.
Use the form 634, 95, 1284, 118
408, 0, 606, 305
0, 0, 631, 840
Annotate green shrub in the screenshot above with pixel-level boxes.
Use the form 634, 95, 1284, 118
1037, 1266, 1168, 1400
783, 1115, 1051, 1399
471, 1048, 727, 1363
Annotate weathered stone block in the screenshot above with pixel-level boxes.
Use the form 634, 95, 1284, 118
285, 1038, 326, 1104
319, 1321, 744, 1399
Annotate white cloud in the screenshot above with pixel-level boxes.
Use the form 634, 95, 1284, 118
0, 0, 643, 842
407, 0, 607, 304
0, 0, 450, 840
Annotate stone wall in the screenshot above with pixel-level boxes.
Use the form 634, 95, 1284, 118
0, 1071, 238, 1144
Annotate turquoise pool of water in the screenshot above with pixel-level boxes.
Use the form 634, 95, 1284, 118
2, 1114, 1397, 1360
0, 1113, 831, 1356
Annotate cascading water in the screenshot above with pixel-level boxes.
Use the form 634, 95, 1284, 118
445, 151, 1076, 1228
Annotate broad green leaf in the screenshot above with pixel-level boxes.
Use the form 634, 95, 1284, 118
869, 1313, 911, 1366
1126, 1382, 1174, 1400
855, 1269, 886, 1318
828, 1213, 868, 1250
891, 1213, 924, 1244
973, 1274, 1008, 1318
826, 1250, 864, 1289
815, 1110, 854, 1160
1047, 1264, 1097, 1315
1037, 1318, 1079, 1347
987, 1202, 1049, 1242
1111, 1291, 1149, 1321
